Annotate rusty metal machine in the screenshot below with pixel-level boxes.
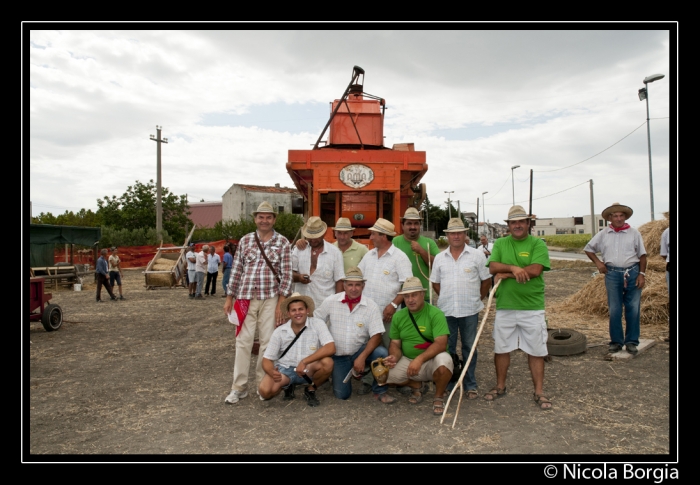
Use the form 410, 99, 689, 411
286, 66, 427, 246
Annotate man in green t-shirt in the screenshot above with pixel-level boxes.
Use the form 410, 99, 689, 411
485, 205, 552, 410
383, 277, 453, 416
392, 207, 441, 302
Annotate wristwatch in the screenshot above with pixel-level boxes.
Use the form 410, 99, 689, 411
390, 302, 399, 309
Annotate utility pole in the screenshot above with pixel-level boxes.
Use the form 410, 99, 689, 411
589, 179, 595, 236
150, 126, 168, 241
445, 191, 454, 219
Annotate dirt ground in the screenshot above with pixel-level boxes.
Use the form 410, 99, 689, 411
26, 261, 675, 460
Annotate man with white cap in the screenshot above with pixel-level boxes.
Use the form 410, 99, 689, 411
295, 217, 368, 272
430, 218, 491, 399
486, 205, 552, 410
291, 216, 345, 309
258, 292, 335, 407
392, 207, 440, 302
223, 201, 294, 404
313, 267, 395, 404
584, 202, 647, 355
382, 276, 453, 416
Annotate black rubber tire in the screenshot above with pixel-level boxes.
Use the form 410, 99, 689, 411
547, 328, 587, 356
41, 303, 63, 332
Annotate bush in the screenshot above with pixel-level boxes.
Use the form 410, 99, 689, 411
541, 234, 591, 249
99, 226, 173, 247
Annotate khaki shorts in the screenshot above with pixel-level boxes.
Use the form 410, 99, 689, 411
492, 309, 548, 357
386, 352, 454, 384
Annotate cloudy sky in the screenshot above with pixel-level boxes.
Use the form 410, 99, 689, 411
26, 27, 675, 228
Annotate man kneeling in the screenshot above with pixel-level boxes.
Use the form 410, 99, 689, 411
383, 277, 453, 416
258, 292, 335, 407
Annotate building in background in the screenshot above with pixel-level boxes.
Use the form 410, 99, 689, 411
531, 214, 605, 237
222, 183, 303, 222
188, 201, 223, 229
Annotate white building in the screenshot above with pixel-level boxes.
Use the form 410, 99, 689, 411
531, 214, 606, 237
222, 183, 303, 222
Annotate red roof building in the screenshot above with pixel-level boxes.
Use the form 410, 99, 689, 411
188, 201, 223, 229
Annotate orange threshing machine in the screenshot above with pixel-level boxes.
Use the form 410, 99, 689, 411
286, 66, 428, 247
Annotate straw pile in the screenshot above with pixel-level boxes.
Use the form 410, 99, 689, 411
555, 217, 670, 327
146, 257, 177, 286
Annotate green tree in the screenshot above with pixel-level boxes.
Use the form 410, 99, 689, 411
96, 180, 192, 243
32, 208, 102, 227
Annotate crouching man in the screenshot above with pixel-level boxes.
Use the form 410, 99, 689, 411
258, 292, 335, 407
383, 277, 453, 416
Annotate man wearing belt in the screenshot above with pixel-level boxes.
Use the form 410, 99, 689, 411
584, 202, 647, 355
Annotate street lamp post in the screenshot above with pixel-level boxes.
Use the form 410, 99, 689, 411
510, 165, 520, 206
638, 73, 664, 221
481, 191, 488, 235
445, 191, 454, 219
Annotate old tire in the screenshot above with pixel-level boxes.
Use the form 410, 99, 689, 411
41, 303, 63, 332
547, 328, 586, 356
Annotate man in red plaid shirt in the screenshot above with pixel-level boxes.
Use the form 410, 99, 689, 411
224, 201, 294, 404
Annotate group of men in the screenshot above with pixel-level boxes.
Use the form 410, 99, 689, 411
221, 200, 567, 413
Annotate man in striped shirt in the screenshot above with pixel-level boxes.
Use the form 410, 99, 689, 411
224, 201, 294, 404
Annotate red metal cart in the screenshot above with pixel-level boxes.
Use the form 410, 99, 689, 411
29, 277, 63, 332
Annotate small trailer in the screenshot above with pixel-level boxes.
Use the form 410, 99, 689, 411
143, 226, 196, 289
29, 277, 63, 332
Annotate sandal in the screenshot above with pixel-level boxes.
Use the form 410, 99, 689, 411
534, 393, 552, 410
433, 396, 445, 416
466, 389, 478, 400
483, 386, 507, 401
408, 389, 423, 404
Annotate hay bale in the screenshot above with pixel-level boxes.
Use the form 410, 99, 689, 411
152, 263, 175, 271
638, 219, 669, 257
146, 273, 175, 287
155, 258, 176, 266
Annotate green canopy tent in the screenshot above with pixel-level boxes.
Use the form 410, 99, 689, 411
29, 224, 102, 268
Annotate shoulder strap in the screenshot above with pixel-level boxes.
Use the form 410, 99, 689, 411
279, 326, 306, 359
254, 231, 281, 284
408, 311, 432, 343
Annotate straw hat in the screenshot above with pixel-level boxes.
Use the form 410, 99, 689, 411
281, 292, 315, 317
332, 217, 354, 232
342, 267, 366, 281
443, 218, 468, 233
252, 201, 276, 216
301, 216, 328, 239
602, 202, 633, 221
504, 205, 532, 222
397, 276, 426, 295
401, 207, 423, 220
368, 218, 397, 236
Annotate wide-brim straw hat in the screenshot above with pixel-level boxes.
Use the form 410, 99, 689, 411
504, 205, 533, 222
281, 292, 315, 318
397, 276, 426, 295
342, 267, 366, 281
252, 201, 276, 217
443, 217, 468, 233
332, 217, 354, 231
301, 216, 328, 239
368, 218, 396, 236
401, 207, 423, 220
602, 202, 633, 220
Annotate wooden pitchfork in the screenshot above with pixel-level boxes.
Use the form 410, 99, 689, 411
440, 278, 501, 428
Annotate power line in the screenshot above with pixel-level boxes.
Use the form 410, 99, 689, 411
487, 180, 591, 206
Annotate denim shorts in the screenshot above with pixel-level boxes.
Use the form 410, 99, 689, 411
277, 365, 309, 387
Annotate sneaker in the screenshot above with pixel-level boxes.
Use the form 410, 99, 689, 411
110, 296, 118, 301
608, 343, 622, 353
119, 296, 126, 300
283, 384, 296, 401
224, 389, 248, 404
304, 386, 320, 407
357, 382, 373, 395
189, 294, 194, 299
96, 299, 103, 303
626, 343, 638, 355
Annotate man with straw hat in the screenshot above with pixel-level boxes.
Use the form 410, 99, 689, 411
223, 201, 294, 404
295, 217, 368, 272
382, 277, 453, 415
258, 292, 335, 407
291, 216, 345, 309
584, 202, 647, 355
486, 205, 552, 410
392, 207, 441, 303
431, 218, 491, 399
314, 267, 395, 404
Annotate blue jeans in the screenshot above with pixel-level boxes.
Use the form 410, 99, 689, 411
446, 315, 478, 390
332, 344, 388, 399
222, 267, 231, 295
605, 264, 641, 346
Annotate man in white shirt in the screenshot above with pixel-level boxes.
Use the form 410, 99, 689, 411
194, 245, 208, 299
186, 243, 197, 299
205, 245, 221, 296
660, 225, 670, 342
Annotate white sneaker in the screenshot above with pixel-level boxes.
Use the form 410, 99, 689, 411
224, 389, 248, 404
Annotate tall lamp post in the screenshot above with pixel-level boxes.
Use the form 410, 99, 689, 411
445, 191, 454, 219
510, 165, 520, 206
481, 191, 488, 235
638, 73, 664, 221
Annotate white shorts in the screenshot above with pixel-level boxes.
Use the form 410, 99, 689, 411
386, 353, 454, 384
492, 310, 548, 357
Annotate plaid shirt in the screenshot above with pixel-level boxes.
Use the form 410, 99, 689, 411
263, 316, 334, 369
314, 293, 385, 356
227, 230, 293, 300
584, 226, 646, 268
430, 245, 490, 318
358, 245, 413, 310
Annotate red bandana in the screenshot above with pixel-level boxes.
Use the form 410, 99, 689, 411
610, 223, 631, 233
341, 294, 361, 311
